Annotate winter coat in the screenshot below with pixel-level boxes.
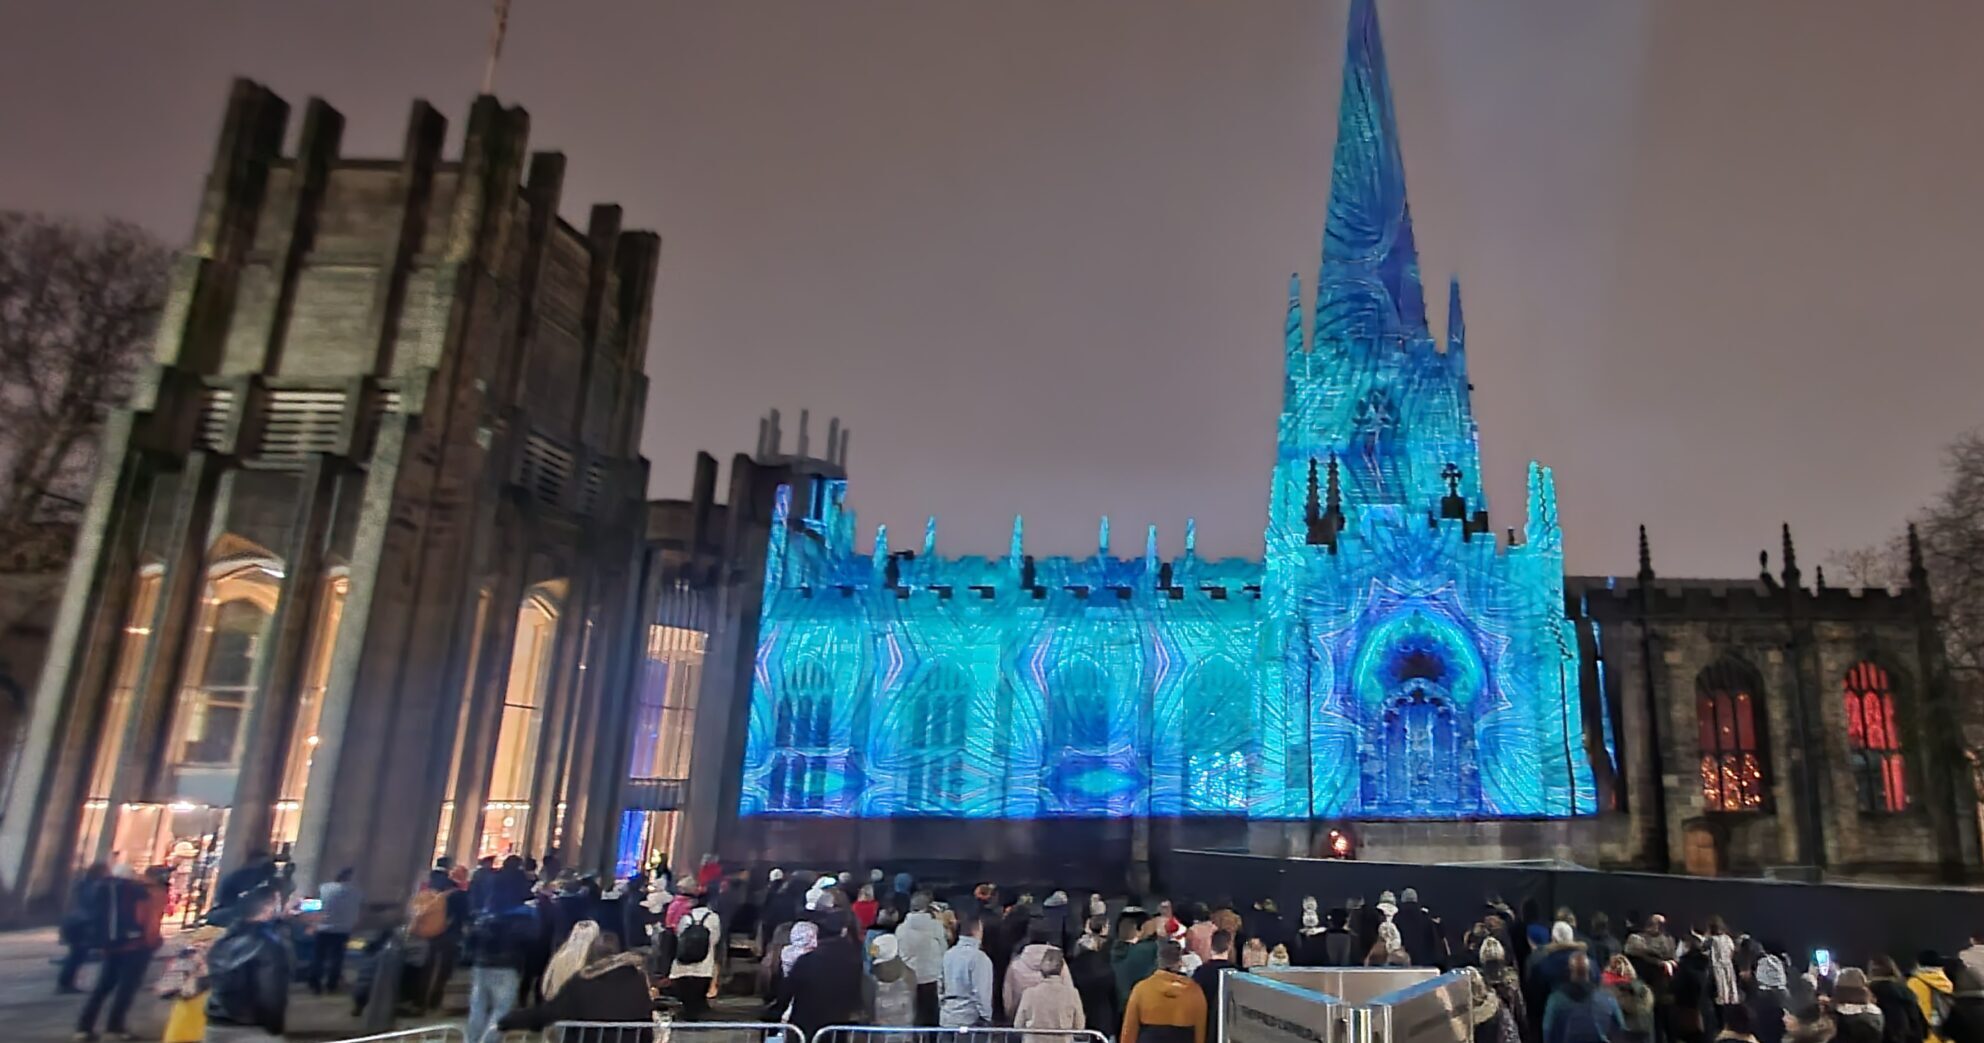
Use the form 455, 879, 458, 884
1040, 895, 1074, 953
1015, 975, 1088, 1043
781, 936, 867, 1041
870, 956, 918, 1027
1114, 936, 1161, 1015
941, 937, 996, 1028
499, 952, 652, 1037
1072, 941, 1120, 1037
670, 906, 721, 980
1394, 903, 1444, 968
1006, 943, 1059, 1019
1544, 981, 1626, 1043
206, 920, 292, 1035
1913, 969, 1957, 1043
1123, 968, 1208, 1043
1609, 978, 1657, 1042
1942, 996, 1984, 1043
897, 911, 950, 985
1839, 1008, 1890, 1043
1873, 978, 1929, 1043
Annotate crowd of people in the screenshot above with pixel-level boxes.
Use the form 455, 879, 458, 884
51, 853, 1984, 1043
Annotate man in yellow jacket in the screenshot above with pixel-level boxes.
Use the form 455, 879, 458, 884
1123, 940, 1208, 1043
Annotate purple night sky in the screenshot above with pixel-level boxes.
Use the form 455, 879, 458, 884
3, 1, 1980, 577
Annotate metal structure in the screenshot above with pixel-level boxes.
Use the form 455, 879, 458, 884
330, 1026, 467, 1043
811, 1027, 1110, 1043
1217, 966, 1468, 1043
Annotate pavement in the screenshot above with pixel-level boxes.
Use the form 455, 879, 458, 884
0, 928, 767, 1042
0, 926, 468, 1042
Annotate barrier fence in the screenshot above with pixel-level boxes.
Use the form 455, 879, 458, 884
811, 1026, 1110, 1043
332, 1027, 467, 1043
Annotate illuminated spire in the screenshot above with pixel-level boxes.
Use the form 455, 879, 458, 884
1446, 276, 1466, 367
1285, 272, 1304, 356
922, 516, 937, 557
1315, 0, 1428, 351
1009, 515, 1025, 569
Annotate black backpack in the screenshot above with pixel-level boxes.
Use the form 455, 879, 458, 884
677, 909, 714, 965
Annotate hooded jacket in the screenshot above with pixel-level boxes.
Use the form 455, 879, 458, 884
1072, 933, 1120, 1037
206, 919, 291, 1034
1113, 934, 1161, 1016
1913, 967, 1957, 1043
1015, 971, 1088, 1043
896, 910, 949, 985
1124, 968, 1208, 1043
782, 936, 867, 1041
499, 952, 652, 1036
1543, 981, 1625, 1043
1006, 942, 1060, 1018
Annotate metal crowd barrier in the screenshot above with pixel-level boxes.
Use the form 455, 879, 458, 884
331, 1027, 468, 1043
512, 1021, 809, 1043
811, 1026, 1110, 1043
1216, 966, 1468, 1043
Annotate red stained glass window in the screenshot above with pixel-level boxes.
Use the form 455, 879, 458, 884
1843, 662, 1907, 813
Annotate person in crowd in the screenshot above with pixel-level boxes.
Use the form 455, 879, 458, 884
768, 920, 819, 1018
1016, 948, 1088, 1043
1194, 929, 1239, 1042
1707, 917, 1743, 1026
1960, 938, 1984, 984
760, 869, 795, 950
1367, 921, 1409, 967
1870, 955, 1928, 1043
780, 910, 865, 1041
853, 884, 880, 933
1717, 1001, 1762, 1043
1481, 936, 1534, 1043
1911, 952, 1956, 1043
1378, 890, 1401, 924
1782, 987, 1837, 1043
1470, 966, 1523, 1043
1293, 899, 1329, 967
1395, 888, 1445, 968
897, 892, 950, 1026
1544, 952, 1625, 1043
1072, 914, 1120, 1038
1006, 918, 1063, 1020
1749, 944, 1792, 1043
1589, 914, 1622, 971
1114, 913, 1163, 1017
1123, 940, 1208, 1043
1835, 967, 1889, 1043
1939, 967, 1984, 1043
1324, 909, 1359, 968
1041, 891, 1075, 953
74, 863, 165, 1042
1267, 943, 1292, 969
1248, 898, 1288, 955
866, 907, 901, 972
1628, 915, 1678, 965
498, 923, 651, 1036
668, 884, 722, 1021
408, 867, 466, 1014
213, 851, 278, 914
1243, 937, 1270, 970
889, 873, 916, 920
204, 887, 291, 1041
1347, 896, 1380, 962
941, 912, 997, 1029
1531, 921, 1589, 997
1209, 899, 1244, 946
870, 934, 918, 1027
1605, 954, 1657, 1043
310, 867, 362, 995
463, 881, 536, 1043
1670, 929, 1716, 1043
58, 861, 109, 994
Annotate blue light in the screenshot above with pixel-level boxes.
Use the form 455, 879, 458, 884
738, 0, 1601, 821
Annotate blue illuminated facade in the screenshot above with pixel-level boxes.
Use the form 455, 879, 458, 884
739, 0, 1599, 821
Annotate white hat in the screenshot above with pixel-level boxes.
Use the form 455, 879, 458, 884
769, 868, 785, 883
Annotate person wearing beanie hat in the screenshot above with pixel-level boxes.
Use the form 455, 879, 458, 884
1467, 965, 1522, 1043
869, 933, 917, 1027
1394, 887, 1443, 969
1833, 967, 1887, 1043
1477, 936, 1530, 1042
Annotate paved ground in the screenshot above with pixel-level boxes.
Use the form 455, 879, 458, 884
0, 928, 767, 1042
0, 926, 469, 1041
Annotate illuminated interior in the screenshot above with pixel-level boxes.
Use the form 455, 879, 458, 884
480, 585, 561, 856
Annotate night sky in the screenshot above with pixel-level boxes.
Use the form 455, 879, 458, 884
4, 2, 1980, 577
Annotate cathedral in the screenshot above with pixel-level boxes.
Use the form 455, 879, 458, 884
716, 0, 1973, 881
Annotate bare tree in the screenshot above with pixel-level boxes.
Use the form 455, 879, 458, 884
0, 212, 169, 571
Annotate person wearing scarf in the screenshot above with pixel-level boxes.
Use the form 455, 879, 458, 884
1605, 953, 1657, 1043
1293, 899, 1330, 968
1832, 968, 1887, 1043
1368, 921, 1410, 967
1481, 936, 1535, 1043
1468, 966, 1521, 1043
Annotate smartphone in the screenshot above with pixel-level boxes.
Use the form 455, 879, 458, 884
299, 898, 323, 913
1813, 948, 1833, 977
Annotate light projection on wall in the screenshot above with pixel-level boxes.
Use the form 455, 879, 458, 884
739, 0, 1601, 821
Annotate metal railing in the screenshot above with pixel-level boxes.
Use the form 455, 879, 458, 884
491, 1020, 807, 1043
811, 1026, 1110, 1043
331, 1026, 467, 1043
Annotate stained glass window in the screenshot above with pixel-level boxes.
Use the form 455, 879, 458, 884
1696, 661, 1768, 813
1843, 661, 1907, 813
905, 663, 970, 813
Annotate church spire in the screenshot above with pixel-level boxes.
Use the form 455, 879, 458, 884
1315, 0, 1428, 351
1446, 276, 1466, 360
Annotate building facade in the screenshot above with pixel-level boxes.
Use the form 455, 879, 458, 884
0, 80, 660, 919
690, 0, 1974, 882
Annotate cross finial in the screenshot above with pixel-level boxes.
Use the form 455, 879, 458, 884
1441, 462, 1462, 497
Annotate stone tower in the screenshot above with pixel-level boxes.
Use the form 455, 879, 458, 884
0, 79, 659, 916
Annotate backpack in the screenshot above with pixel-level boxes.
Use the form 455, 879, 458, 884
1927, 983, 1955, 1031
677, 908, 714, 966
408, 890, 448, 940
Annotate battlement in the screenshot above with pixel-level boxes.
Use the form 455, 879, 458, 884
1569, 574, 1922, 622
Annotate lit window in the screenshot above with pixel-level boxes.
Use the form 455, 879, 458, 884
1843, 662, 1907, 813
1184, 659, 1252, 813
904, 663, 969, 813
171, 561, 282, 768
1696, 660, 1769, 812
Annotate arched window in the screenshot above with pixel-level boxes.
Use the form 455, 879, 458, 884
1049, 660, 1111, 753
1183, 659, 1252, 813
1696, 660, 1769, 812
904, 663, 970, 813
775, 659, 833, 810
1844, 661, 1907, 813
172, 560, 282, 768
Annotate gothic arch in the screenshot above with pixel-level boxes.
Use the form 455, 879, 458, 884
900, 661, 971, 813
1695, 657, 1770, 813
1181, 657, 1252, 813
